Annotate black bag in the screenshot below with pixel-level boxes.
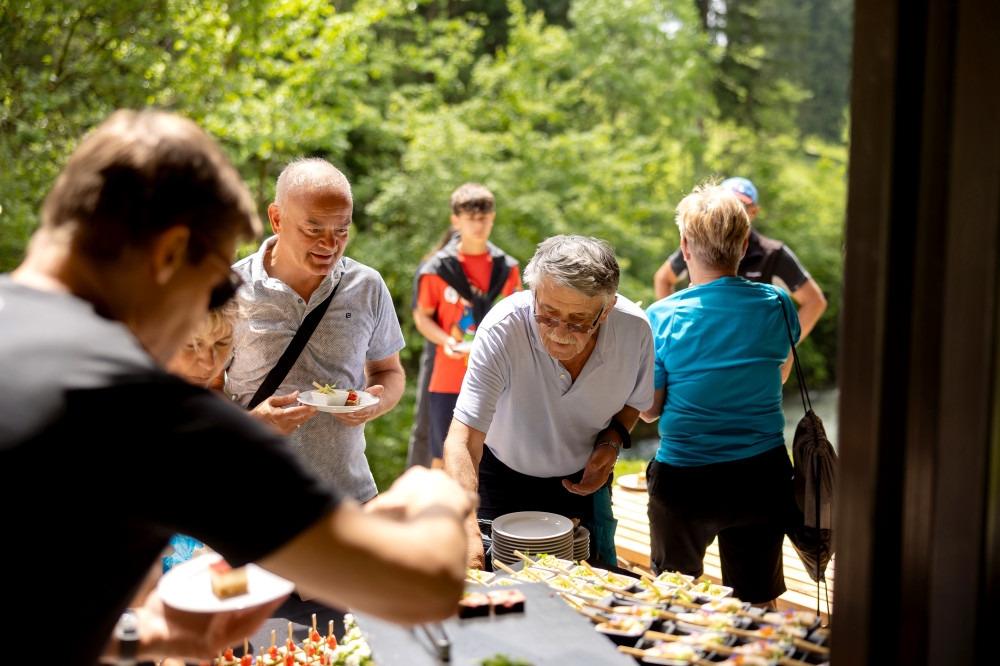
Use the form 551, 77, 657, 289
781, 301, 836, 621
789, 408, 836, 582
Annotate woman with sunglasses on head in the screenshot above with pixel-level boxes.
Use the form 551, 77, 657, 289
441, 235, 655, 570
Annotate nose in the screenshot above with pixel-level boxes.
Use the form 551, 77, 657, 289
318, 229, 342, 249
196, 346, 217, 370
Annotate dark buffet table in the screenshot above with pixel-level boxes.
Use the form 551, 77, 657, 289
354, 581, 636, 666
246, 557, 636, 664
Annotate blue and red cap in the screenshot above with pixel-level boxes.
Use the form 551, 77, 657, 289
721, 177, 758, 206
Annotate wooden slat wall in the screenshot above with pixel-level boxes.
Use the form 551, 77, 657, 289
612, 483, 833, 623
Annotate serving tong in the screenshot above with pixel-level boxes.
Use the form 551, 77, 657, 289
420, 622, 451, 661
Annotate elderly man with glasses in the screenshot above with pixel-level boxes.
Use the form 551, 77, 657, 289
443, 235, 655, 570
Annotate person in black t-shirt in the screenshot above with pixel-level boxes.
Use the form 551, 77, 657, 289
0, 109, 476, 666
653, 176, 828, 343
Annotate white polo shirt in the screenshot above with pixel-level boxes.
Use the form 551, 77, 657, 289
454, 289, 654, 477
226, 236, 405, 501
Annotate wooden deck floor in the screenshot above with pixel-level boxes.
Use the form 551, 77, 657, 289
612, 480, 834, 623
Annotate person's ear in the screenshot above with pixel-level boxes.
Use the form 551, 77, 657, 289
450, 214, 459, 230
740, 234, 750, 260
680, 236, 692, 261
599, 295, 618, 323
151, 226, 191, 285
747, 205, 760, 221
267, 203, 281, 235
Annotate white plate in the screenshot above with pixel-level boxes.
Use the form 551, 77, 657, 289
298, 389, 379, 413
490, 533, 574, 551
617, 473, 647, 491
491, 511, 574, 540
158, 553, 294, 613
451, 340, 473, 353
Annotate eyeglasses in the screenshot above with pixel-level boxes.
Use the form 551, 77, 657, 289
533, 297, 606, 334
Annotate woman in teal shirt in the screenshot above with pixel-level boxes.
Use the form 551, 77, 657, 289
641, 182, 800, 606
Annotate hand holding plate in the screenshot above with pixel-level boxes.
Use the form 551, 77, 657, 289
252, 390, 318, 435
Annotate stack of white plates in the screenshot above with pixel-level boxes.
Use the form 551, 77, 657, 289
573, 526, 590, 562
490, 511, 575, 567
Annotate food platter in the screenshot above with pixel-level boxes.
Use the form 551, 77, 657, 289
158, 553, 294, 613
298, 389, 379, 413
616, 473, 647, 492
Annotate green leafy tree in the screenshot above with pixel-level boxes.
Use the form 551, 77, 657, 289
0, 0, 849, 488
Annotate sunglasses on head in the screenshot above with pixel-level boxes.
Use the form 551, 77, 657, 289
208, 268, 243, 310
189, 235, 243, 310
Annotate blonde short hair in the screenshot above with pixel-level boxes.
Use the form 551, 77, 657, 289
203, 300, 240, 341
675, 182, 751, 272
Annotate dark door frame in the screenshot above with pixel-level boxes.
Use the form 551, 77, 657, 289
837, 0, 999, 662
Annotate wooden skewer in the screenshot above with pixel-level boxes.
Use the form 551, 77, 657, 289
618, 644, 712, 665
312, 613, 318, 633
312, 381, 325, 390
578, 597, 673, 621
512, 550, 536, 565
491, 559, 520, 576
557, 590, 583, 608
270, 630, 276, 649
492, 558, 549, 582
243, 638, 249, 655
723, 626, 830, 656
631, 566, 657, 583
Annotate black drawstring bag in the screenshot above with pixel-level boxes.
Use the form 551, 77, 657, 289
790, 409, 836, 581
782, 302, 836, 623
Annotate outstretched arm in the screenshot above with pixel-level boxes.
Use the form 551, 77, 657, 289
790, 278, 827, 342
259, 466, 476, 625
442, 419, 488, 569
653, 260, 681, 301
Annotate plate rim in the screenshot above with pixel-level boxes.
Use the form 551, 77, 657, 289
491, 511, 575, 540
616, 473, 647, 491
157, 552, 294, 613
298, 389, 379, 413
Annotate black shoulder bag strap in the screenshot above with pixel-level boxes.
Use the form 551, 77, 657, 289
247, 280, 340, 410
780, 297, 831, 622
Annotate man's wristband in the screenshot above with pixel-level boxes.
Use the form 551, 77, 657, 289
114, 608, 139, 666
603, 420, 632, 449
593, 439, 621, 462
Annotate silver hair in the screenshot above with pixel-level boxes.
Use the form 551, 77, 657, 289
274, 158, 353, 209
523, 235, 620, 304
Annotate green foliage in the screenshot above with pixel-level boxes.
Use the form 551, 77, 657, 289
1, 0, 850, 486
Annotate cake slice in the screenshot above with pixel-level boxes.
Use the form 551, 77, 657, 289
458, 591, 492, 619
209, 558, 248, 599
487, 588, 526, 615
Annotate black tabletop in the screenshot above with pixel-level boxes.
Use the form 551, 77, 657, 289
352, 582, 636, 666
